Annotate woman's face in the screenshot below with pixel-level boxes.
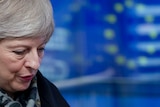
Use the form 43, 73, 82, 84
0, 37, 46, 94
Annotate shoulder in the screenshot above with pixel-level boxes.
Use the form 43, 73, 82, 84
36, 71, 70, 107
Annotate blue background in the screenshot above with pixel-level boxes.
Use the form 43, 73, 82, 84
40, 0, 160, 107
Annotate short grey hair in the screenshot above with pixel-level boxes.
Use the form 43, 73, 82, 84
0, 0, 54, 41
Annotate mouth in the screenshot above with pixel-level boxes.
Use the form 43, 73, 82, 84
19, 75, 34, 82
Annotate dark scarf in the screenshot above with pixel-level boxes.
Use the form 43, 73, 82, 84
0, 77, 40, 107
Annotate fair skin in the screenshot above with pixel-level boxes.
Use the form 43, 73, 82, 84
0, 36, 46, 97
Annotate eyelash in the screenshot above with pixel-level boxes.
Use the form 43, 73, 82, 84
12, 48, 45, 56
38, 48, 45, 52
12, 50, 26, 55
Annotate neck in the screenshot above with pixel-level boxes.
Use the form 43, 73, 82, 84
0, 89, 15, 99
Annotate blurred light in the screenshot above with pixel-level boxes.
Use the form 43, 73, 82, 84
135, 41, 160, 51
104, 14, 117, 24
135, 24, 160, 35
115, 55, 125, 65
125, 0, 134, 8
144, 15, 154, 23
135, 4, 145, 16
137, 57, 160, 67
114, 3, 124, 13
127, 60, 136, 69
138, 56, 147, 66
135, 5, 160, 16
146, 45, 156, 54
104, 44, 118, 54
149, 31, 158, 39
104, 29, 115, 39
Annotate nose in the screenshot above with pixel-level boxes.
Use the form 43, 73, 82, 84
25, 50, 41, 70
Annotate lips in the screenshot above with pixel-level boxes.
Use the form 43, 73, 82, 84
20, 75, 34, 82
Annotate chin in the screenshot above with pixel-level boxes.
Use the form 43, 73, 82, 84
13, 81, 31, 92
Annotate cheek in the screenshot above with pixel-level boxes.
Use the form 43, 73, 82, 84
0, 58, 25, 73
10, 61, 25, 73
0, 60, 24, 84
9, 64, 24, 73
39, 52, 44, 60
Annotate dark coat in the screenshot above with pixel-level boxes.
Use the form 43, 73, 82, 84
37, 71, 70, 107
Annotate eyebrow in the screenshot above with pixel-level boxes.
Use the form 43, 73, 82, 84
7, 45, 29, 48
6, 43, 46, 49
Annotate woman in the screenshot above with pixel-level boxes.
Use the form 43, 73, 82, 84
0, 0, 69, 107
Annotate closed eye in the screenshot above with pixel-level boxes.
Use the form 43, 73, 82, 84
12, 50, 26, 55
38, 47, 45, 52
